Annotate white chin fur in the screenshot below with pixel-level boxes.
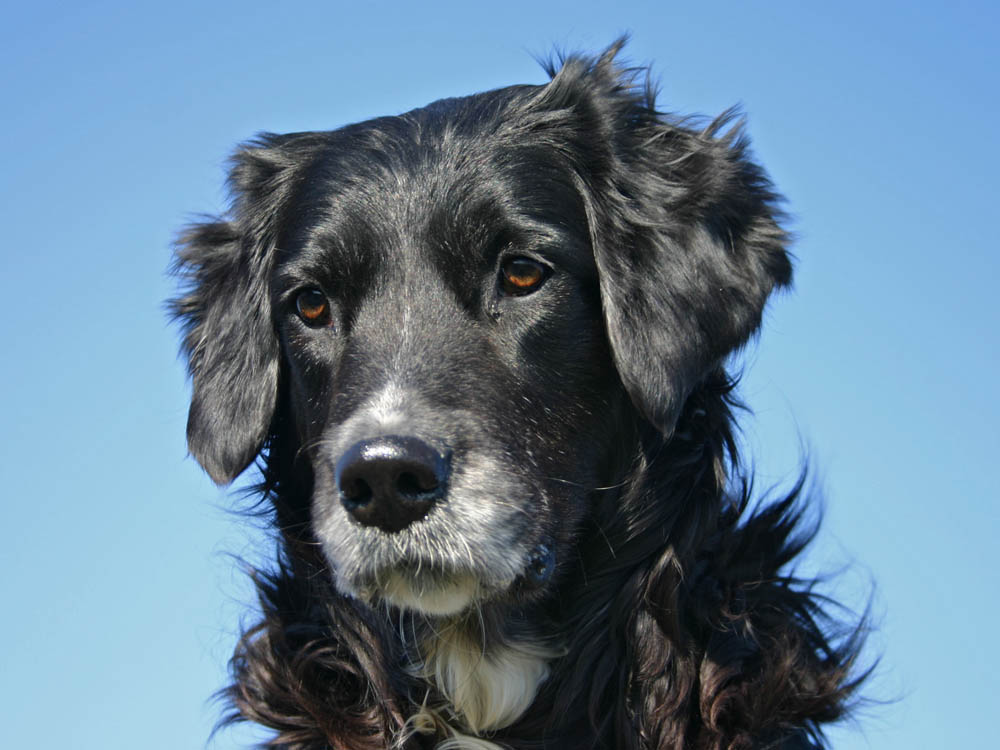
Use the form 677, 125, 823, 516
381, 572, 479, 616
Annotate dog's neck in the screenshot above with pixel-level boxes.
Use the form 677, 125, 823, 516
404, 610, 563, 744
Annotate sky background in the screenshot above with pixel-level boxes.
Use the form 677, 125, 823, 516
1, 1, 997, 748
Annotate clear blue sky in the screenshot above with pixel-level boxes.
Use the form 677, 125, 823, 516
1, 1, 996, 748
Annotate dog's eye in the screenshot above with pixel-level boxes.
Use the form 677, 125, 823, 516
295, 288, 332, 327
499, 257, 549, 296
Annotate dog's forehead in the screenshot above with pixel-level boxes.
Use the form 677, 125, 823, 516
275, 91, 595, 288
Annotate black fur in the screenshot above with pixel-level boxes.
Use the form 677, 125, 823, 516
172, 42, 865, 750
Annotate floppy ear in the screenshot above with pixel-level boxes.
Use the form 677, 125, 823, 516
595, 117, 792, 434
541, 49, 792, 434
171, 138, 300, 484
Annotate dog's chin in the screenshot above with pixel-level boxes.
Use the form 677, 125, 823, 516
377, 571, 480, 616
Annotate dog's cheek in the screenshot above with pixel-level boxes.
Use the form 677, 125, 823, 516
507, 304, 623, 580
281, 328, 346, 443
520, 297, 621, 458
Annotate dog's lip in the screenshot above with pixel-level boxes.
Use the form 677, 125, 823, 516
340, 527, 549, 586
351, 558, 519, 598
376, 562, 502, 589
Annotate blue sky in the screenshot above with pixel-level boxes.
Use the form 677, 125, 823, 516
1, 1, 996, 748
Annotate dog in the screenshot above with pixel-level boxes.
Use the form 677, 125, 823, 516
172, 42, 864, 750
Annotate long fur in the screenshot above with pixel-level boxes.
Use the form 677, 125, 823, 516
173, 42, 866, 750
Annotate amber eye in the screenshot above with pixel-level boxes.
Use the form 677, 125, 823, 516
499, 257, 549, 296
295, 288, 332, 327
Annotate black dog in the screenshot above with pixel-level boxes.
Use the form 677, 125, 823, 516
173, 43, 863, 750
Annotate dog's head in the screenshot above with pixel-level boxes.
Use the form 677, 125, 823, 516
173, 48, 790, 618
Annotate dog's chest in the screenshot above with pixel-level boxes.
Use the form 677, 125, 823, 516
405, 631, 561, 748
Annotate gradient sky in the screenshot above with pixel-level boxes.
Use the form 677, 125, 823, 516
2, 1, 997, 748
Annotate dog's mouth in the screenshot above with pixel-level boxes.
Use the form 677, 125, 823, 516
311, 427, 559, 617
339, 541, 557, 618
345, 554, 517, 616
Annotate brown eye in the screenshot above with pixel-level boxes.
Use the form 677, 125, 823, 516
295, 288, 332, 327
500, 257, 548, 296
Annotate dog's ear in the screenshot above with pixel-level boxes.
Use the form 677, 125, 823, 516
539, 48, 792, 434
594, 120, 793, 435
171, 138, 300, 484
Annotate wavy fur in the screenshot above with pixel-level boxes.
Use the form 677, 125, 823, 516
174, 41, 866, 750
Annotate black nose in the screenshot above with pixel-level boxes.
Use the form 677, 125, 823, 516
335, 435, 449, 533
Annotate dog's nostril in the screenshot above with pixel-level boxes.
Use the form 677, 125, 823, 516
397, 471, 436, 497
341, 477, 373, 505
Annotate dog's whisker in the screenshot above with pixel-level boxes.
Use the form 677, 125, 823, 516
593, 520, 617, 560
544, 475, 630, 492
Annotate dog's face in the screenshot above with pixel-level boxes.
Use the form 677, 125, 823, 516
174, 53, 791, 618
275, 121, 622, 614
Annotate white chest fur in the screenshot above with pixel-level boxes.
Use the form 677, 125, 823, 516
405, 628, 561, 748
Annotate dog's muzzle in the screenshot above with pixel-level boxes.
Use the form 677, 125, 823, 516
334, 435, 450, 533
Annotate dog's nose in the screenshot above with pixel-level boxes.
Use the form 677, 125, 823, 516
335, 436, 449, 533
